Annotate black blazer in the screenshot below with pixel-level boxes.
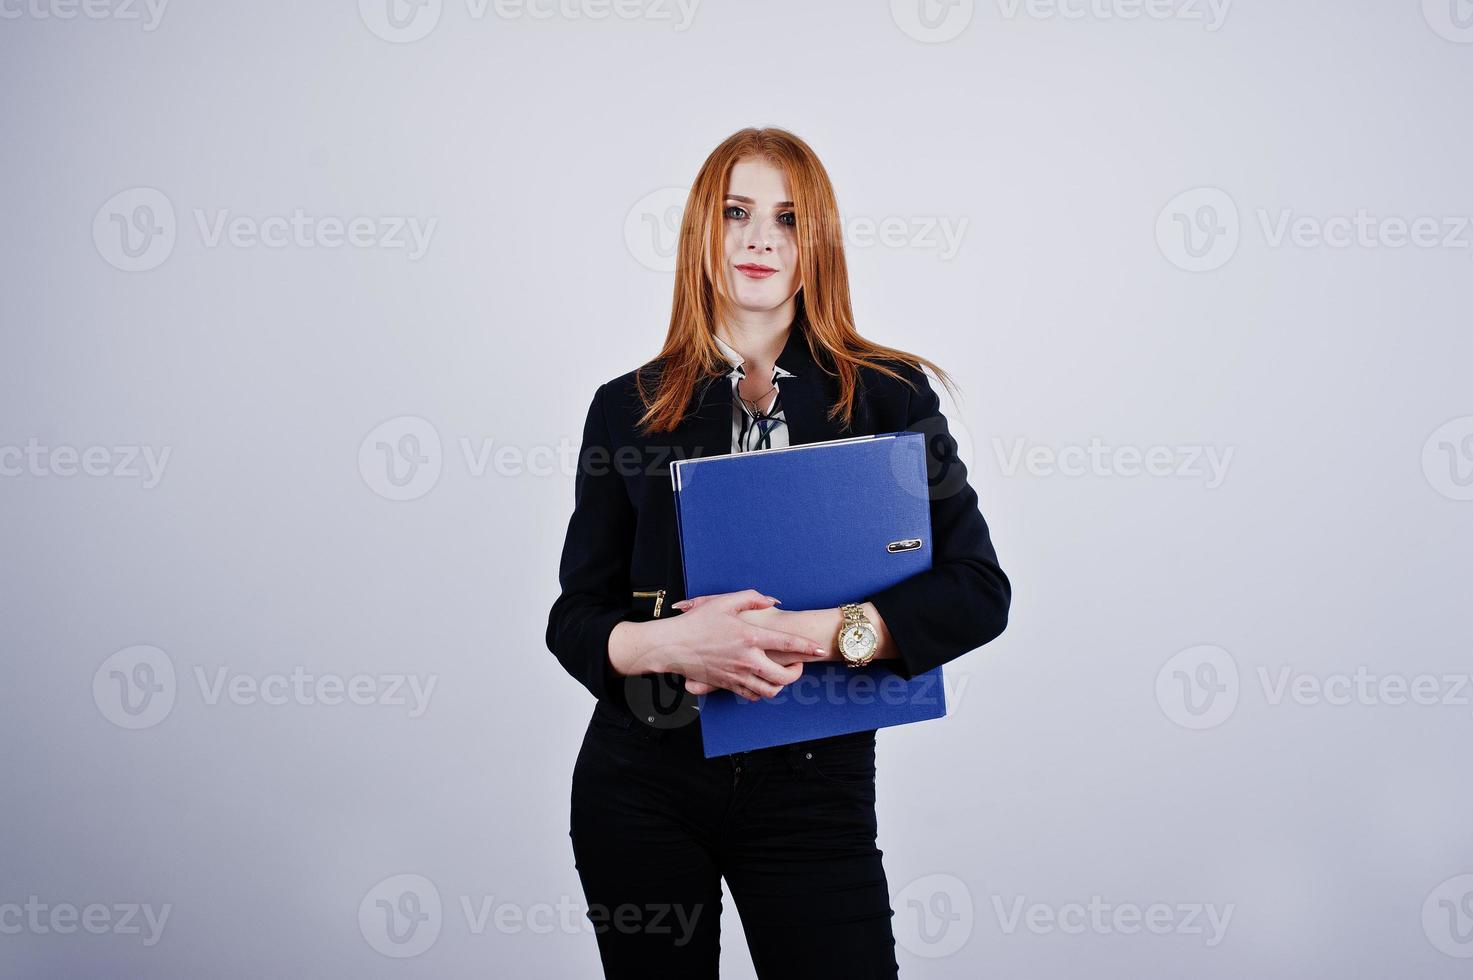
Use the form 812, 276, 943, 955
545, 326, 1011, 723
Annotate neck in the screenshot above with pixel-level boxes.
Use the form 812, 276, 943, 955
716, 307, 794, 371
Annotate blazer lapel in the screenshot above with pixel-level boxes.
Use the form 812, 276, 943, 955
772, 325, 850, 447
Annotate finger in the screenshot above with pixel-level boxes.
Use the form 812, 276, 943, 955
736, 680, 781, 701
684, 678, 716, 695
718, 589, 783, 613
755, 627, 828, 658
670, 594, 717, 612
720, 668, 778, 702
765, 658, 805, 684
749, 653, 802, 687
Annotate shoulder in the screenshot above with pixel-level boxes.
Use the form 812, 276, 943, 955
857, 354, 930, 403
585, 357, 689, 435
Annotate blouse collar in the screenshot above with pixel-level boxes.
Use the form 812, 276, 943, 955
712, 332, 798, 381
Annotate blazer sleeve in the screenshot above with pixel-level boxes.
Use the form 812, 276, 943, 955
545, 381, 636, 702
864, 365, 1011, 679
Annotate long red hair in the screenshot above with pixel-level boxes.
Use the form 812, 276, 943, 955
634, 126, 958, 436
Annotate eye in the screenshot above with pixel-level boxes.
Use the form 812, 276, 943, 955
779, 211, 796, 227
724, 205, 748, 220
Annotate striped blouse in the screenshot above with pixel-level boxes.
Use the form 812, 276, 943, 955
713, 333, 796, 453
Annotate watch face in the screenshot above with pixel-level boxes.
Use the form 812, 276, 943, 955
841, 624, 877, 660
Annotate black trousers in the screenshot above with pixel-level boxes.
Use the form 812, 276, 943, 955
568, 703, 900, 979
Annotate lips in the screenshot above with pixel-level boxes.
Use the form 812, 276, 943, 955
735, 264, 777, 280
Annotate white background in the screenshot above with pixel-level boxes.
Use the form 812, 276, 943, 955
3, 1, 1472, 977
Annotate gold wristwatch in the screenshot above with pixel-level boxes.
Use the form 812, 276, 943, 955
837, 603, 878, 667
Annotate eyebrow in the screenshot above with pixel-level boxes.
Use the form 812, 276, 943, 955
726, 194, 795, 208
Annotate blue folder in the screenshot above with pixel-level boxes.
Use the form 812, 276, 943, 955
671, 431, 946, 757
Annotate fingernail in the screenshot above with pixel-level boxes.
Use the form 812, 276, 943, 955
813, 647, 828, 656
767, 596, 781, 604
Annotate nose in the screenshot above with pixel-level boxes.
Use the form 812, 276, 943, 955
742, 214, 783, 254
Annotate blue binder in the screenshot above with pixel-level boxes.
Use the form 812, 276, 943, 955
671, 431, 946, 757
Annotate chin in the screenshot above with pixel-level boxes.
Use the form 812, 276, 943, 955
730, 281, 794, 310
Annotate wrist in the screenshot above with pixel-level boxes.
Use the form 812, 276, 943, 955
609, 620, 665, 677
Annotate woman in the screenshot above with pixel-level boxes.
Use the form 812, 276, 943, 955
546, 127, 1010, 979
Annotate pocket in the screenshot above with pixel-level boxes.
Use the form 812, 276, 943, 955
630, 586, 667, 619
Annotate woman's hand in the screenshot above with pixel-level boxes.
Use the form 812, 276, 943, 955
648, 589, 828, 701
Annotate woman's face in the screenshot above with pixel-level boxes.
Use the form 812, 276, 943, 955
721, 156, 801, 315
